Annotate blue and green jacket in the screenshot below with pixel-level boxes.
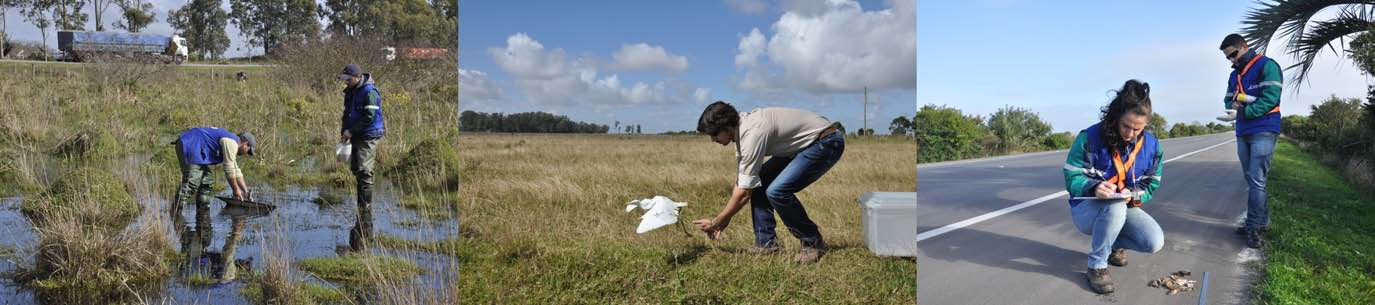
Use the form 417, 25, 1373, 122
1063, 123, 1164, 208
342, 73, 385, 139
178, 127, 239, 165
1225, 50, 1282, 136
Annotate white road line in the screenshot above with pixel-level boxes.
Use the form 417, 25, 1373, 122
916, 138, 1239, 242
1164, 140, 1236, 163
916, 191, 1067, 241
917, 149, 1066, 169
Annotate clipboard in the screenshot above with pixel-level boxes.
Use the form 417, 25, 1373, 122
1069, 192, 1139, 201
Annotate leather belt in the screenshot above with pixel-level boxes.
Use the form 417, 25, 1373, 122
816, 126, 838, 141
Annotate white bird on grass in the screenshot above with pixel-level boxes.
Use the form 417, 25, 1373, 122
624, 196, 688, 234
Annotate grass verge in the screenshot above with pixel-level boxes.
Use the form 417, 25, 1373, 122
1254, 140, 1375, 305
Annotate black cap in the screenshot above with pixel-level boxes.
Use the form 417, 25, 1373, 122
238, 132, 257, 156
340, 64, 362, 80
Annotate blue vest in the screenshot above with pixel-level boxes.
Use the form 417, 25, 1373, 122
1069, 123, 1161, 208
1228, 52, 1282, 136
178, 127, 239, 165
343, 78, 385, 138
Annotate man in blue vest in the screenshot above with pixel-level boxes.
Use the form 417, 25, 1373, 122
1219, 34, 1282, 249
172, 127, 257, 218
340, 63, 385, 250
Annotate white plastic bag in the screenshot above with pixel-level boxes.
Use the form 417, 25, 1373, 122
624, 196, 687, 234
335, 143, 352, 162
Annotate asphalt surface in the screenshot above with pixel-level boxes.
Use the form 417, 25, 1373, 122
917, 132, 1261, 305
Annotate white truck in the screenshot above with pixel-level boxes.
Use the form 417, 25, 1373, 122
57, 30, 189, 64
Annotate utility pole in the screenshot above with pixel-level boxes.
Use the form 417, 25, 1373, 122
863, 86, 869, 136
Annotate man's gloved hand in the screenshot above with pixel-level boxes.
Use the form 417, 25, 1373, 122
1216, 109, 1237, 122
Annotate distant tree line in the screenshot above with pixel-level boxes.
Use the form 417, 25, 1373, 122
1168, 121, 1232, 138
460, 111, 610, 134
0, 0, 455, 60
914, 104, 1231, 163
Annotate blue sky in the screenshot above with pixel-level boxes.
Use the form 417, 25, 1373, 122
459, 0, 916, 133
920, 0, 1371, 133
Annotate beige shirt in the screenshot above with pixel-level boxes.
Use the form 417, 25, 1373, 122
220, 138, 243, 179
734, 107, 833, 189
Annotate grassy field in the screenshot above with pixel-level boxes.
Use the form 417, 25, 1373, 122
0, 59, 459, 304
1253, 140, 1375, 305
456, 133, 916, 304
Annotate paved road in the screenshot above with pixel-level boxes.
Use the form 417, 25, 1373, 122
917, 132, 1260, 305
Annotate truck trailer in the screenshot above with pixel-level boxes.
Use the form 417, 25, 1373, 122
57, 31, 189, 64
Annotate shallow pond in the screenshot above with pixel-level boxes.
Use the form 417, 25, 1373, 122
0, 182, 458, 304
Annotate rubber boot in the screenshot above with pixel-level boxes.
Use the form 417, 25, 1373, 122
349, 184, 374, 252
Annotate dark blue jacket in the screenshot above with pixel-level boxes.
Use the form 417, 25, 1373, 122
342, 74, 385, 139
178, 127, 239, 165
1063, 123, 1164, 208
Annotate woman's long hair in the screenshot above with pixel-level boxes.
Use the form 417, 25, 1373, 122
1100, 80, 1153, 151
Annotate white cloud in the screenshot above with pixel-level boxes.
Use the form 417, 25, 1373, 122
487, 33, 707, 107
694, 88, 711, 103
611, 43, 689, 73
734, 28, 766, 67
459, 68, 503, 107
733, 0, 916, 95
724, 0, 768, 15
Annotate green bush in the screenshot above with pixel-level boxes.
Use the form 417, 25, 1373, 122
915, 104, 987, 163
986, 105, 1051, 155
1041, 132, 1074, 150
1307, 95, 1364, 155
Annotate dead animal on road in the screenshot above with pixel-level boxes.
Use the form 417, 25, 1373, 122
1147, 270, 1197, 295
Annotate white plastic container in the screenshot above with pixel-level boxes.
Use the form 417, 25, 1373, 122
335, 143, 352, 162
858, 192, 917, 257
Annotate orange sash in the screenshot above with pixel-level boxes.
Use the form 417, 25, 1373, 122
1106, 136, 1145, 192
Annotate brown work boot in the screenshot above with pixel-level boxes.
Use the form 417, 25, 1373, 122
747, 244, 781, 255
1108, 249, 1127, 267
1086, 268, 1114, 294
795, 243, 828, 264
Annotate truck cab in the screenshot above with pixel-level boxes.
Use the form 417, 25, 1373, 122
169, 35, 189, 64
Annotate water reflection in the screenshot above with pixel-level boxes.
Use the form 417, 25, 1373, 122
176, 203, 263, 284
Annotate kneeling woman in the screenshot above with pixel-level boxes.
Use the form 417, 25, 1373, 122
1063, 80, 1165, 294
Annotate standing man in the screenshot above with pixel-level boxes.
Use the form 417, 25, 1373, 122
1219, 34, 1282, 249
340, 63, 385, 250
690, 101, 844, 264
171, 127, 257, 220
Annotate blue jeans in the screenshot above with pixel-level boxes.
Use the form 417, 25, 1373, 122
1071, 200, 1164, 268
1237, 132, 1277, 230
751, 131, 844, 248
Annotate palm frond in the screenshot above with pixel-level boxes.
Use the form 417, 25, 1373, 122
1285, 7, 1375, 88
1240, 0, 1373, 52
